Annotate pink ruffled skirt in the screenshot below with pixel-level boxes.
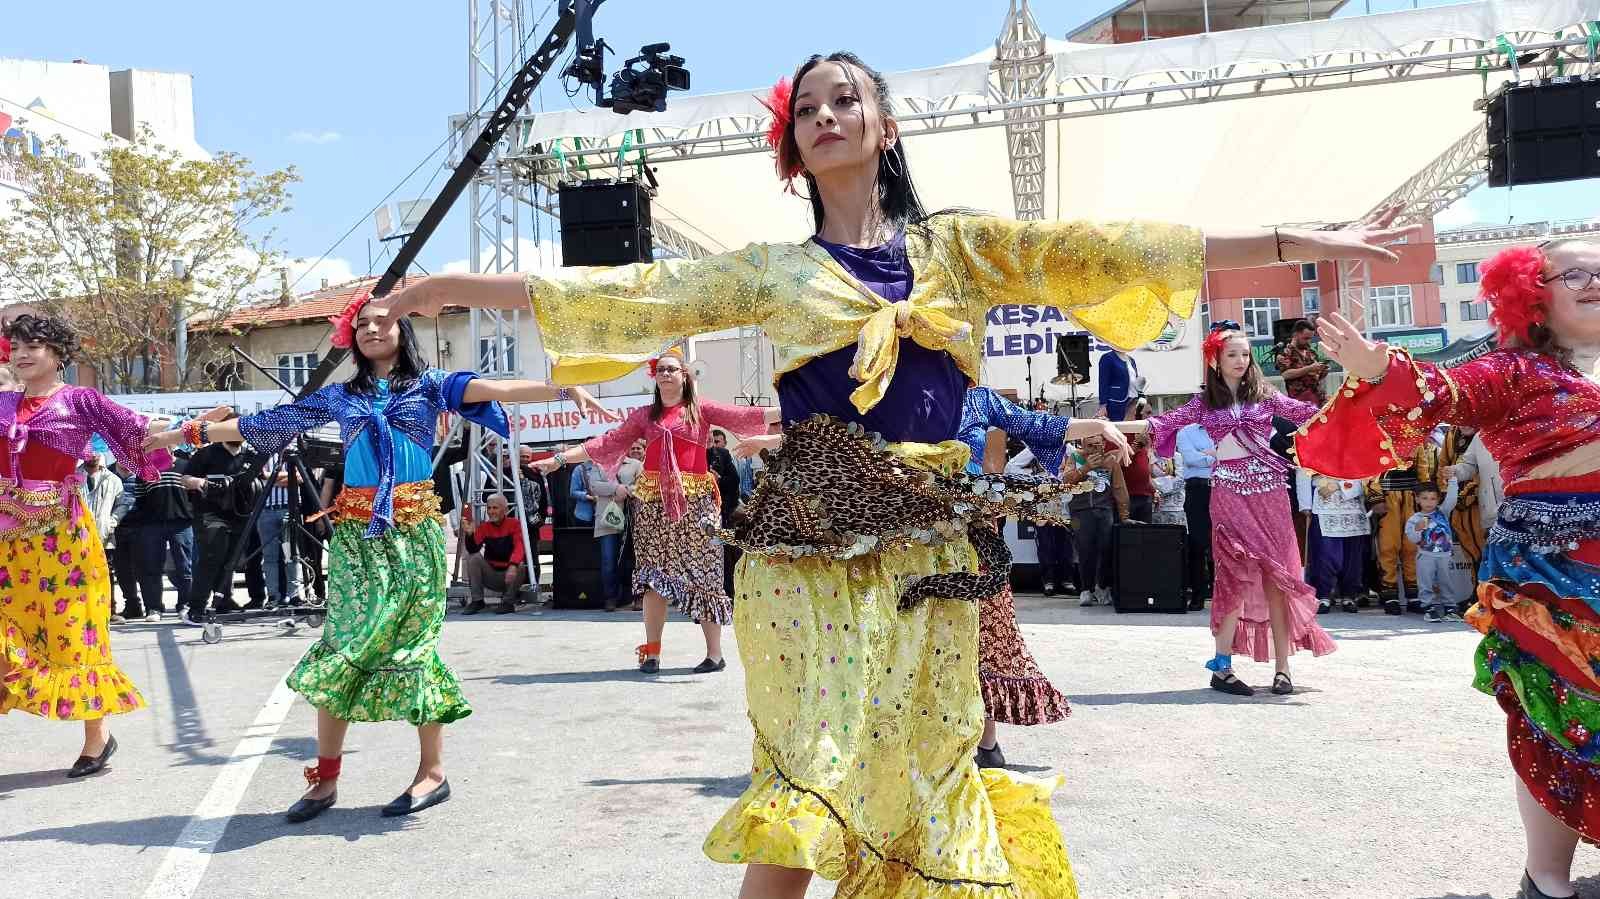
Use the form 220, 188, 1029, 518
1210, 477, 1337, 662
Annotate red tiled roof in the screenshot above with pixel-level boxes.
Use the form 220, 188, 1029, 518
212, 274, 449, 329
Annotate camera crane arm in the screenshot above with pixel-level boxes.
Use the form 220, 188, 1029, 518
207, 0, 599, 597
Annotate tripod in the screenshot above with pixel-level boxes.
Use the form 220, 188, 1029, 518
195, 347, 331, 645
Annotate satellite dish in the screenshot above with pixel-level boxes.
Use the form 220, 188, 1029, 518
690, 359, 709, 381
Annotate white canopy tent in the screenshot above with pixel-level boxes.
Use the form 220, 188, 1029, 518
513, 0, 1598, 252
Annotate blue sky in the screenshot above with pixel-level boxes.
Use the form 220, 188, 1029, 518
3, 0, 1594, 291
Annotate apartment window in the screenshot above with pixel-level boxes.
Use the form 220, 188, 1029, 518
1241, 297, 1281, 339
1429, 263, 1444, 285
478, 335, 518, 373
1456, 261, 1480, 284
1299, 262, 1317, 283
276, 352, 319, 389
1460, 300, 1489, 322
1368, 285, 1414, 330
1300, 287, 1321, 314
1199, 301, 1210, 332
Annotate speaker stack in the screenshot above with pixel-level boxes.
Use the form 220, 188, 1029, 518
558, 179, 654, 266
551, 526, 606, 609
1052, 333, 1091, 385
1486, 79, 1600, 188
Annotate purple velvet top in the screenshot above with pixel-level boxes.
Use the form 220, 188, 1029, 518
776, 232, 970, 445
1147, 391, 1319, 474
0, 386, 171, 483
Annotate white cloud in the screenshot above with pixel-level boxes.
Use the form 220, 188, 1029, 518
239, 254, 360, 300
441, 237, 562, 274
287, 130, 343, 145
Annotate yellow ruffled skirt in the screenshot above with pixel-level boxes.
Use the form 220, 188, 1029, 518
0, 503, 144, 720
703, 441, 1076, 897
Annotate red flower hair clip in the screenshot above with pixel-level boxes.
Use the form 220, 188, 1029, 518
757, 76, 804, 185
647, 346, 685, 377
1481, 244, 1551, 344
0, 336, 12, 364
1202, 320, 1242, 368
327, 290, 372, 349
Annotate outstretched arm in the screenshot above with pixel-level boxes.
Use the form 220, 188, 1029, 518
373, 248, 774, 386
461, 379, 622, 423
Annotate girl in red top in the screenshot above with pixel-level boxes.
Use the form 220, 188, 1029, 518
539, 348, 778, 673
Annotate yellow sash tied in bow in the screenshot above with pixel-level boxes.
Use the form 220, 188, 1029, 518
846, 299, 974, 414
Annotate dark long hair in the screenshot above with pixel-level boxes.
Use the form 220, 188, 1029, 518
345, 314, 428, 396
1201, 329, 1268, 408
777, 52, 930, 235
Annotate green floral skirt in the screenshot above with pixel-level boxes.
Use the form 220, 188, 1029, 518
287, 497, 469, 726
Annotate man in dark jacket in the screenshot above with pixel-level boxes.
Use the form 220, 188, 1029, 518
130, 455, 195, 621
181, 440, 260, 622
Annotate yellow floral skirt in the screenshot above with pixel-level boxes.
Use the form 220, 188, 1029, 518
704, 441, 1076, 897
0, 504, 145, 720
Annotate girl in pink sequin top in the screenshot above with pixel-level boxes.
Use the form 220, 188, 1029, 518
1121, 323, 1336, 698
0, 314, 173, 779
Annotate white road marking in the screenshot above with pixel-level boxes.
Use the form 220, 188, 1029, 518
141, 675, 298, 899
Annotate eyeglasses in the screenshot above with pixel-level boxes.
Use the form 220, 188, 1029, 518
1541, 268, 1600, 291
654, 366, 683, 375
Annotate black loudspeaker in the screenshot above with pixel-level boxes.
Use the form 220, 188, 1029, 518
1112, 523, 1187, 613
1055, 333, 1090, 384
1486, 80, 1600, 188
1272, 318, 1306, 347
551, 526, 605, 609
558, 179, 653, 265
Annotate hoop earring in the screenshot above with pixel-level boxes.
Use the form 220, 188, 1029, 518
881, 145, 901, 178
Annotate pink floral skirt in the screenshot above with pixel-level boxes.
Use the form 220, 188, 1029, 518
1210, 479, 1337, 662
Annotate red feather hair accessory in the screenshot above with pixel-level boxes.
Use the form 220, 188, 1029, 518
1480, 244, 1551, 344
327, 289, 371, 349
1202, 326, 1242, 369
757, 76, 803, 183
0, 336, 11, 364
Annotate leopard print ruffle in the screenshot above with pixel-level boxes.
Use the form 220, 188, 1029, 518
709, 415, 1078, 610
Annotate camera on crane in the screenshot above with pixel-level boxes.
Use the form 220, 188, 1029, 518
606, 43, 689, 114
563, 2, 690, 115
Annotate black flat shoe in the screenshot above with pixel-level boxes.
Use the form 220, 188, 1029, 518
1520, 870, 1577, 899
975, 743, 1007, 769
1271, 672, 1293, 695
639, 658, 659, 674
285, 791, 337, 823
690, 657, 726, 674
1383, 599, 1403, 616
494, 601, 516, 614
1209, 672, 1254, 696
1187, 596, 1206, 612
1341, 598, 1360, 613
66, 734, 117, 778
382, 779, 451, 817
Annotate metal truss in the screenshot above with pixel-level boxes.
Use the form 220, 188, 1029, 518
460, 0, 539, 600
992, 0, 1053, 221
494, 30, 1597, 169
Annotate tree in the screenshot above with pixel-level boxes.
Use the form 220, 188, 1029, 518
0, 126, 297, 391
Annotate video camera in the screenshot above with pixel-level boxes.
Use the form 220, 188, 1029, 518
605, 43, 689, 114
564, 1, 690, 115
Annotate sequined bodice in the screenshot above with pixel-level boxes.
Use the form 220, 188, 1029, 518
1148, 391, 1319, 473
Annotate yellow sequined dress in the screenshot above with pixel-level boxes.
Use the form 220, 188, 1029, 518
527, 214, 1204, 896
